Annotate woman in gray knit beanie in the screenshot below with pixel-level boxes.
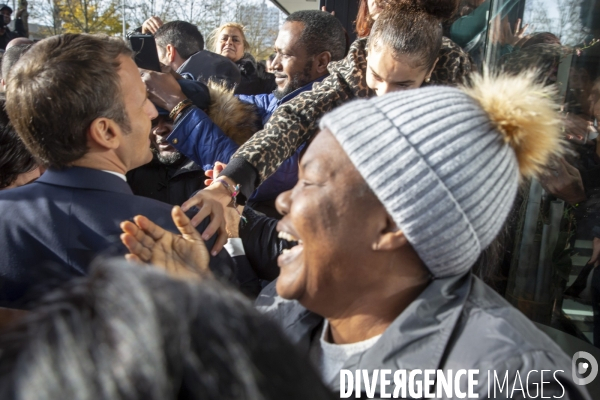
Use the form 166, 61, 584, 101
121, 72, 589, 399
317, 70, 563, 277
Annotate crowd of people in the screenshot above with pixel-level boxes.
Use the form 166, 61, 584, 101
0, 0, 598, 398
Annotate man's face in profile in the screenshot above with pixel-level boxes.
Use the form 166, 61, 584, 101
115, 55, 158, 171
272, 21, 316, 100
274, 129, 388, 311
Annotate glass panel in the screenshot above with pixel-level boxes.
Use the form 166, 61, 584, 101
464, 2, 600, 394
477, 0, 600, 350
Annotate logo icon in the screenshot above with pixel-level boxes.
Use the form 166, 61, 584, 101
572, 351, 598, 385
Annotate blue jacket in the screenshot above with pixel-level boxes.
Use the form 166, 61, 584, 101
237, 92, 278, 128
166, 106, 239, 172
167, 77, 323, 203
239, 77, 325, 202
0, 167, 236, 307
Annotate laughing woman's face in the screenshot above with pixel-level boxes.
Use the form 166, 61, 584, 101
274, 129, 389, 316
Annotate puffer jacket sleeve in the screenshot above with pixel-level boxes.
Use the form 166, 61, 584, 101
237, 93, 272, 128
167, 106, 239, 172
222, 38, 372, 201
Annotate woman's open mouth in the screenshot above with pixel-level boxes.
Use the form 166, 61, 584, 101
277, 231, 304, 267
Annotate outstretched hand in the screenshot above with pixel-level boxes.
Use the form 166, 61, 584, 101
120, 206, 211, 279
181, 176, 237, 255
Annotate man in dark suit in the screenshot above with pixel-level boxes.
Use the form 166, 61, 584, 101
140, 18, 241, 89
0, 34, 242, 308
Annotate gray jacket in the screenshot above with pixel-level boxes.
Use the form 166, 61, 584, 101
256, 273, 591, 399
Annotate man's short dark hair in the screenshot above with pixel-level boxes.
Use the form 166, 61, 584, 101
0, 260, 333, 400
155, 21, 204, 59
0, 97, 37, 189
1, 43, 31, 80
5, 34, 132, 168
286, 10, 346, 61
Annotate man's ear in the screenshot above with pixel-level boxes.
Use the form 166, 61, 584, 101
166, 44, 177, 63
315, 51, 331, 75
87, 117, 122, 150
372, 216, 408, 251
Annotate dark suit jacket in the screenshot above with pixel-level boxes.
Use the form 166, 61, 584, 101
0, 167, 238, 307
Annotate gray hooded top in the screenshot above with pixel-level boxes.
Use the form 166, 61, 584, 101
256, 273, 591, 399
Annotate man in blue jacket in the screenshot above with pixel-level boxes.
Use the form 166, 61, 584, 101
0, 34, 236, 307
159, 10, 347, 217
237, 10, 347, 216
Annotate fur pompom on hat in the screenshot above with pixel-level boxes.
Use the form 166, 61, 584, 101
319, 71, 562, 278
461, 70, 563, 178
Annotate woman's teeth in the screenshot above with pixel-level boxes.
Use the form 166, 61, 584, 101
278, 231, 302, 243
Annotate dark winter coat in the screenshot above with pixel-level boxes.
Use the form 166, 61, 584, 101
233, 53, 276, 96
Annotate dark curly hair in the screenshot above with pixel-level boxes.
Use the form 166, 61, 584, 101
355, 0, 458, 37
0, 260, 333, 400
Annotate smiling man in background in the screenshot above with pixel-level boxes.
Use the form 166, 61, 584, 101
237, 9, 347, 216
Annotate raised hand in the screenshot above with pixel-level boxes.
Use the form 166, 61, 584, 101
491, 17, 529, 46
139, 68, 187, 112
120, 206, 210, 279
142, 16, 164, 35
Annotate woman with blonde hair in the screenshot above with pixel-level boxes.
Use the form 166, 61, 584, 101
212, 22, 276, 95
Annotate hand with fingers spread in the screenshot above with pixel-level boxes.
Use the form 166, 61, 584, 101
509, 18, 529, 45
120, 206, 210, 279
491, 17, 529, 46
142, 16, 164, 35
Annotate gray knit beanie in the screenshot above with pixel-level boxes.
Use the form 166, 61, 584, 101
319, 73, 562, 278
